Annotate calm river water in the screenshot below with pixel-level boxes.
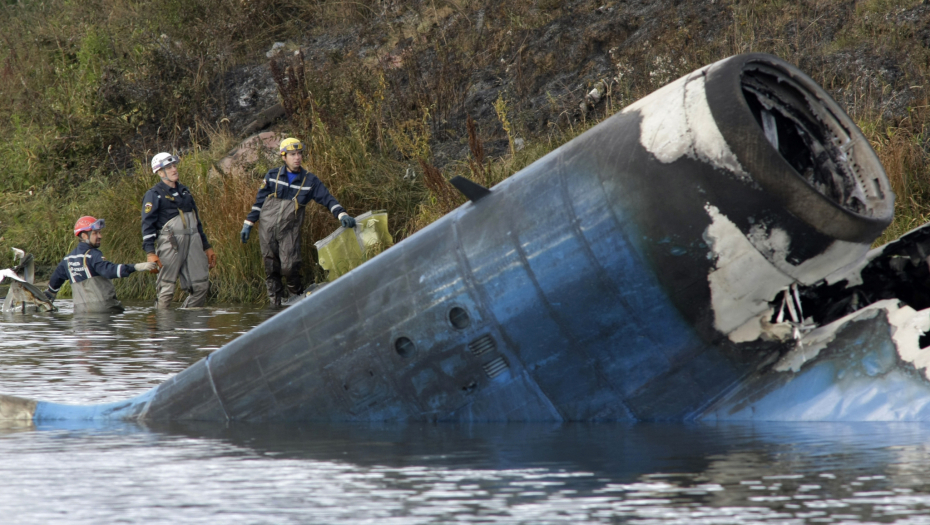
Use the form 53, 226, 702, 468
2, 301, 930, 524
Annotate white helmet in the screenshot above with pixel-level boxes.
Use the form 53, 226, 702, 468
151, 152, 179, 174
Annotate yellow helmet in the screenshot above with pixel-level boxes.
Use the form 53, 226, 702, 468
279, 138, 303, 156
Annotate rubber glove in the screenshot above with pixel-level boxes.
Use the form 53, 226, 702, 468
205, 247, 217, 269
146, 253, 163, 273
339, 213, 356, 229
134, 262, 158, 273
240, 223, 252, 243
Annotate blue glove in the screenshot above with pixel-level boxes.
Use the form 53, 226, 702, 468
240, 223, 252, 243
340, 215, 356, 229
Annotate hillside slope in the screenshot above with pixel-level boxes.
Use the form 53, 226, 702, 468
1, 0, 929, 302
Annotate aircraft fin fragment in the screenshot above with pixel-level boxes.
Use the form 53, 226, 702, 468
451, 176, 491, 202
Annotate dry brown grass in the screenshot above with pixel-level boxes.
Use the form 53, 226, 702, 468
5, 0, 930, 302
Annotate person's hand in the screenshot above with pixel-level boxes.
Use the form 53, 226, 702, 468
146, 253, 162, 273
240, 223, 252, 243
339, 214, 356, 229
205, 247, 217, 269
134, 262, 158, 273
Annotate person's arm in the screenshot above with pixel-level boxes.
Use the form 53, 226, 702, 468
45, 259, 69, 297
141, 189, 160, 254
309, 176, 345, 219
88, 250, 136, 279
244, 173, 274, 226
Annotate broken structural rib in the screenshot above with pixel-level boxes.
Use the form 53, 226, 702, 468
3, 53, 895, 423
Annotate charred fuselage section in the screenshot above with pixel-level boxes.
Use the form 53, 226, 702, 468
793, 226, 930, 327
0, 54, 901, 423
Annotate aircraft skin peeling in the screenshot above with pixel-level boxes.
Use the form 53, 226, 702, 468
745, 225, 868, 287
703, 300, 930, 422
631, 61, 750, 182
703, 203, 794, 342
886, 302, 930, 379
779, 300, 930, 380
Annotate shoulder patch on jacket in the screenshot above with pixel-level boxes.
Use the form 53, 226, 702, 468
144, 202, 153, 214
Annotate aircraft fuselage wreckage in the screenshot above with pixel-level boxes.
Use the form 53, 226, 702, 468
6, 53, 930, 423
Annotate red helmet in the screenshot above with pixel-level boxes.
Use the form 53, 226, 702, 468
74, 216, 105, 237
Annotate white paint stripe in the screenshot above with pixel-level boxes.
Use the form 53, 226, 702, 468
703, 204, 794, 342
626, 57, 749, 180
269, 179, 312, 191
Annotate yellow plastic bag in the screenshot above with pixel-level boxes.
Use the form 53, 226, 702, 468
315, 210, 393, 281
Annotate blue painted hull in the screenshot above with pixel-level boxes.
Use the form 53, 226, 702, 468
4, 53, 899, 423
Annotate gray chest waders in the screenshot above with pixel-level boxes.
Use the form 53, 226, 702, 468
258, 190, 307, 300
155, 211, 209, 308
71, 251, 123, 313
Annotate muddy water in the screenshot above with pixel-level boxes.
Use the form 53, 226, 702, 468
3, 301, 930, 524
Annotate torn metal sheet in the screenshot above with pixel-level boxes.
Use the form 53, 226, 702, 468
0, 249, 56, 313
701, 300, 930, 421
3, 53, 918, 423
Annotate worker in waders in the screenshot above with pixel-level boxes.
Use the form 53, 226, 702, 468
45, 216, 159, 313
240, 137, 355, 307
142, 152, 217, 309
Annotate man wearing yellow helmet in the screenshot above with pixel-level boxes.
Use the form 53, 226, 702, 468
240, 137, 354, 307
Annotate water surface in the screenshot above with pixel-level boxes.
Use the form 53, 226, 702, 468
2, 301, 930, 524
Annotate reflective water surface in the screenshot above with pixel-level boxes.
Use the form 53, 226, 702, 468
3, 301, 930, 524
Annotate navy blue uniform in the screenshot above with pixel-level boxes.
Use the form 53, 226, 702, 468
141, 181, 211, 254
47, 242, 136, 294
244, 167, 345, 225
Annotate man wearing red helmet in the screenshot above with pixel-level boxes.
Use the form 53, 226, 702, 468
142, 152, 217, 308
45, 216, 159, 313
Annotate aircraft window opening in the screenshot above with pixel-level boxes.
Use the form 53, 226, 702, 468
449, 307, 470, 329
395, 337, 415, 358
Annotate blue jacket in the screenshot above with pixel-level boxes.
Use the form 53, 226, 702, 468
141, 181, 211, 254
244, 167, 345, 225
47, 243, 136, 294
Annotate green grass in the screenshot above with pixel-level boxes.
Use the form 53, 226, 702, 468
3, 0, 930, 304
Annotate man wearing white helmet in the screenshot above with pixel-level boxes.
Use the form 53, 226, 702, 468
141, 152, 217, 308
240, 137, 354, 307
45, 216, 159, 313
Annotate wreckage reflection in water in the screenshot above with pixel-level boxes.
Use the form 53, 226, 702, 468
2, 304, 930, 523
4, 419, 930, 523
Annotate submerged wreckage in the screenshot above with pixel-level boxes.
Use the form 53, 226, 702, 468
5, 52, 930, 422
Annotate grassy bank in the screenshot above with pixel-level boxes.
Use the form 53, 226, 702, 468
3, 0, 930, 303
